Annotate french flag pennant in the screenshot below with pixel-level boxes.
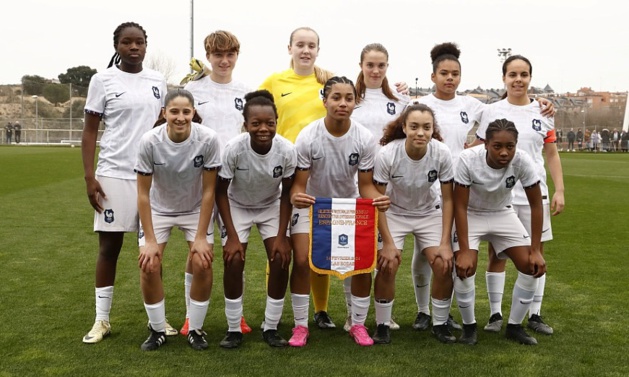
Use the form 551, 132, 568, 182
309, 198, 378, 279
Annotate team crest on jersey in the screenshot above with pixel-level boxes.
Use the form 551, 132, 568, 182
377, 233, 382, 243
234, 97, 244, 111
193, 155, 204, 168
505, 175, 516, 189
291, 213, 299, 226
221, 227, 227, 239
387, 102, 396, 115
427, 169, 438, 183
273, 165, 283, 178
348, 153, 359, 166
338, 234, 349, 246
532, 119, 542, 131
104, 209, 114, 224
152, 86, 161, 99
452, 231, 458, 243
138, 230, 144, 239
460, 111, 469, 124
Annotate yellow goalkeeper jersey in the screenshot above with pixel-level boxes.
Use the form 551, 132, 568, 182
260, 69, 326, 143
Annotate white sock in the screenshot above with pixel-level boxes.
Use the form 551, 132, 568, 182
184, 273, 193, 319
144, 299, 166, 332
454, 274, 476, 325
291, 293, 309, 327
189, 298, 209, 332
343, 277, 352, 318
225, 296, 243, 333
486, 271, 505, 316
351, 295, 370, 326
509, 273, 538, 325
264, 296, 285, 331
528, 274, 546, 317
412, 248, 432, 314
431, 297, 451, 326
374, 299, 393, 325
95, 286, 113, 322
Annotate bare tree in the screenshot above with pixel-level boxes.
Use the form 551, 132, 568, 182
146, 51, 178, 85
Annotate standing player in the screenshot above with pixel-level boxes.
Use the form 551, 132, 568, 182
216, 90, 296, 348
414, 42, 554, 332
135, 89, 220, 351
372, 104, 455, 344
289, 76, 393, 347
349, 42, 410, 331
453, 118, 546, 345
261, 30, 407, 329
475, 55, 564, 336
182, 30, 253, 336
81, 22, 174, 344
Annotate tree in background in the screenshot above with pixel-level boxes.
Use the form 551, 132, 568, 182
58, 66, 96, 96
21, 75, 48, 96
43, 83, 70, 105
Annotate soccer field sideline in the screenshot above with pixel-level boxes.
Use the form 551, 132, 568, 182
0, 147, 628, 376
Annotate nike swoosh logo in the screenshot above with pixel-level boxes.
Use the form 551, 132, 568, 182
236, 167, 249, 170
542, 228, 550, 233
281, 92, 292, 97
472, 180, 484, 185
523, 235, 530, 239
114, 92, 125, 98
312, 157, 323, 160
198, 101, 210, 105
97, 296, 110, 299
392, 175, 403, 178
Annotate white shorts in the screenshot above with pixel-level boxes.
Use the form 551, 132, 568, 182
383, 210, 442, 251
452, 208, 530, 259
93, 176, 138, 232
290, 206, 311, 235
220, 203, 285, 245
138, 211, 214, 246
513, 203, 553, 242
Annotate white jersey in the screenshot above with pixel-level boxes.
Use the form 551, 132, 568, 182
85, 66, 166, 180
295, 118, 376, 198
134, 122, 221, 215
352, 87, 410, 142
416, 93, 485, 163
183, 76, 252, 146
477, 99, 554, 205
219, 133, 296, 208
374, 138, 454, 216
455, 145, 539, 212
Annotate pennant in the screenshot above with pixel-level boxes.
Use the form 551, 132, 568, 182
309, 198, 378, 279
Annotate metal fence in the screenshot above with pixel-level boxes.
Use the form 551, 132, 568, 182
1, 117, 103, 145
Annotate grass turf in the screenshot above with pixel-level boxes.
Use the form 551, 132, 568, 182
0, 146, 627, 376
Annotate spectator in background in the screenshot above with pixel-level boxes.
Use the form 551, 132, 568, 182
13, 121, 21, 144
600, 128, 610, 152
567, 128, 576, 152
556, 129, 563, 151
576, 128, 584, 151
611, 128, 620, 152
621, 130, 629, 152
591, 130, 600, 152
5, 122, 13, 144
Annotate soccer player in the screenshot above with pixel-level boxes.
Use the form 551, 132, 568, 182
289, 76, 393, 347
413, 42, 555, 332
182, 30, 253, 336
475, 55, 564, 336
261, 30, 406, 329
135, 89, 221, 351
372, 103, 455, 344
81, 22, 174, 344
216, 90, 296, 348
348, 42, 410, 331
453, 118, 546, 345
